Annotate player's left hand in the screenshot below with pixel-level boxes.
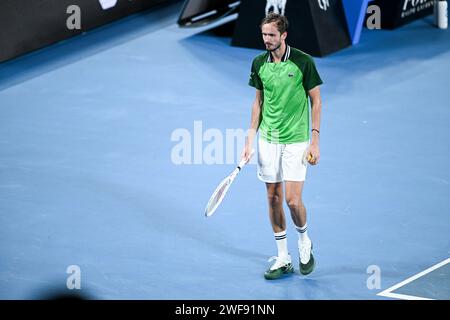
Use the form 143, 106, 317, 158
308, 144, 320, 165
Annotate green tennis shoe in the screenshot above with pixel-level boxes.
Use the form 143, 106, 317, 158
264, 255, 294, 280
299, 240, 315, 275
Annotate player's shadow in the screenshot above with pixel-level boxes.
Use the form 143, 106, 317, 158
29, 287, 94, 300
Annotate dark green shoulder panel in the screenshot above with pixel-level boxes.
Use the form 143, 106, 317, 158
248, 52, 268, 90
289, 48, 323, 92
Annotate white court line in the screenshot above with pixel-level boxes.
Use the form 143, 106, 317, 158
377, 258, 450, 300
378, 292, 433, 300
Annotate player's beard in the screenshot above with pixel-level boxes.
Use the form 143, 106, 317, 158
266, 40, 282, 52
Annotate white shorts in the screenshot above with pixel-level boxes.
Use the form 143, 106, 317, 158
257, 138, 310, 183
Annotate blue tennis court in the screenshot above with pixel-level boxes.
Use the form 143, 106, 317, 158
0, 2, 449, 300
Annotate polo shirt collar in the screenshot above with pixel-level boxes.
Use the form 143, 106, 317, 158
267, 44, 291, 63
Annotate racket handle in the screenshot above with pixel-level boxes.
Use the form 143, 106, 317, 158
237, 148, 255, 170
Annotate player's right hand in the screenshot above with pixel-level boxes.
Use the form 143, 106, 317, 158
241, 144, 253, 163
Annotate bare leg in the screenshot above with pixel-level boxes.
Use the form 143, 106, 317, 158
265, 182, 285, 233
285, 180, 315, 274
263, 183, 294, 279
284, 181, 306, 227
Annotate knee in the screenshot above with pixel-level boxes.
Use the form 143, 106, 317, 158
286, 198, 303, 211
268, 194, 283, 207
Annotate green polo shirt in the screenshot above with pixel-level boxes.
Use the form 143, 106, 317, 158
249, 45, 323, 144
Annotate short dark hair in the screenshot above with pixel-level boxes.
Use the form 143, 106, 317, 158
260, 13, 289, 34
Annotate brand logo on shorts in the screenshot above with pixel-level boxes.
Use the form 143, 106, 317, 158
258, 171, 270, 180
288, 73, 294, 77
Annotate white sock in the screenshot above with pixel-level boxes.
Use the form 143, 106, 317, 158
295, 223, 310, 244
274, 230, 289, 258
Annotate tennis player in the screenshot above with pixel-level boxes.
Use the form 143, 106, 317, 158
241, 13, 323, 280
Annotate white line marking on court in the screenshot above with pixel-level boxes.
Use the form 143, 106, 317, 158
377, 258, 450, 300
378, 292, 433, 300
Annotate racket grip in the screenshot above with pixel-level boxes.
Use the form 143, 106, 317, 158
238, 148, 255, 170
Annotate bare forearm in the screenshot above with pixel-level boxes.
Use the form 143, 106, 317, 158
246, 90, 263, 146
247, 101, 262, 145
310, 99, 321, 145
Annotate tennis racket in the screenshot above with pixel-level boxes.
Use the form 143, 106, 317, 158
204, 149, 254, 218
